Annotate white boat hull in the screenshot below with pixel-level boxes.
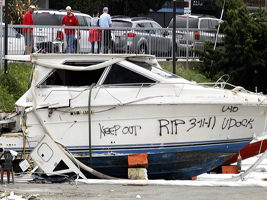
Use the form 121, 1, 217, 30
1, 54, 267, 179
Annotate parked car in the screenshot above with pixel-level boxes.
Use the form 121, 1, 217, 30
111, 16, 176, 57
0, 24, 25, 55
32, 9, 92, 53
167, 14, 224, 54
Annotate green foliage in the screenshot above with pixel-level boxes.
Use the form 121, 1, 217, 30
0, 86, 14, 111
49, 0, 168, 17
0, 72, 24, 100
6, 62, 32, 91
162, 64, 211, 83
215, 0, 244, 19
128, 0, 167, 16
49, 0, 102, 16
4, 0, 39, 24
196, 6, 267, 94
0, 63, 31, 111
194, 41, 226, 80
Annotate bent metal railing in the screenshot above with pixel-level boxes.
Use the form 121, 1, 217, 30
3, 25, 224, 60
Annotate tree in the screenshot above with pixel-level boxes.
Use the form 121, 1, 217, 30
196, 5, 267, 94
215, 0, 244, 19
49, 0, 168, 17
5, 0, 38, 24
49, 0, 101, 16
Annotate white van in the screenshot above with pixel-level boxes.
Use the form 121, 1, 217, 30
32, 9, 92, 53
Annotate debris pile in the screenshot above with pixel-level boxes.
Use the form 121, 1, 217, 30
0, 191, 39, 200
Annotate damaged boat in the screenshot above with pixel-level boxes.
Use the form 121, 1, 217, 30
0, 54, 267, 180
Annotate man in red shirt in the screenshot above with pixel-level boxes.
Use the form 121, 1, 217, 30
61, 6, 81, 53
23, 5, 35, 54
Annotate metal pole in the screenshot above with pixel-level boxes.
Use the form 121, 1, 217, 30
0, 6, 2, 70
214, 0, 225, 50
4, 0, 8, 74
172, 0, 176, 74
186, 15, 188, 70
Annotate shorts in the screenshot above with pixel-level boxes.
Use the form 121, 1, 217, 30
23, 33, 34, 46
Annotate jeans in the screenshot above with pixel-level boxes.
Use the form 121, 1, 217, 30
91, 41, 101, 54
66, 34, 75, 53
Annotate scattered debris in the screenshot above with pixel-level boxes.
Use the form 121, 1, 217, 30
124, 184, 149, 186
29, 175, 76, 184
0, 191, 39, 200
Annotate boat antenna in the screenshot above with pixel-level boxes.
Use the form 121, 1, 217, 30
214, 0, 225, 50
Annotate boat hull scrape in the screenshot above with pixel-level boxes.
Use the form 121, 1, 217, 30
74, 139, 250, 180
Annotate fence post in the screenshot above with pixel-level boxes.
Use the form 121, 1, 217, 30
193, 30, 195, 58
0, 6, 2, 70
172, 0, 176, 74
126, 28, 128, 54
52, 28, 54, 53
149, 30, 151, 55
186, 15, 189, 70
77, 27, 80, 53
101, 28, 104, 53
27, 28, 29, 54
4, 0, 8, 74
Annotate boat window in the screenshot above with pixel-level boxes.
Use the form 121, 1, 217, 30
103, 64, 156, 86
128, 61, 180, 79
39, 68, 105, 87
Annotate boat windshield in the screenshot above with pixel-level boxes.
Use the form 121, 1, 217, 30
39, 68, 106, 87
128, 61, 180, 79
103, 64, 156, 86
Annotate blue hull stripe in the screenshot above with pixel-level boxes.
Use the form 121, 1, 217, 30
67, 137, 253, 150
70, 140, 250, 155
5, 137, 252, 154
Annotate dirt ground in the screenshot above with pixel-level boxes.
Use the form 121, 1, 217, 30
1, 182, 267, 200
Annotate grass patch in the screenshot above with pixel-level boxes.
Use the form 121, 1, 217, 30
162, 63, 211, 83
0, 62, 32, 111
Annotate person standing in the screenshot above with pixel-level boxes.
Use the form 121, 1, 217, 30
23, 5, 35, 55
61, 6, 81, 53
99, 7, 112, 53
88, 10, 101, 54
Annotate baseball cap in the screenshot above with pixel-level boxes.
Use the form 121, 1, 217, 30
103, 7, 108, 11
29, 5, 35, 9
66, 6, 71, 10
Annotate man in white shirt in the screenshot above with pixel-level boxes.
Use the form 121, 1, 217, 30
99, 7, 112, 53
